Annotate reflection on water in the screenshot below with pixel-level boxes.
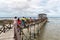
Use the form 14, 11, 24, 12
38, 18, 60, 40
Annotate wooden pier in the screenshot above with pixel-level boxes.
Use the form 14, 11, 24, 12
0, 14, 47, 40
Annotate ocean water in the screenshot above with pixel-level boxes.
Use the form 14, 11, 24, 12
38, 17, 60, 40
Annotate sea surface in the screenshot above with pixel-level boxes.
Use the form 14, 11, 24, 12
38, 17, 60, 40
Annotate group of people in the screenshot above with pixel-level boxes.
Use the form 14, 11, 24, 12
13, 17, 33, 28
13, 17, 33, 39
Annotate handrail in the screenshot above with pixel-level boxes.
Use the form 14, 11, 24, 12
19, 19, 47, 40
0, 23, 12, 34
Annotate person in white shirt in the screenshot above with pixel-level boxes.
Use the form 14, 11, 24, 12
13, 17, 17, 26
13, 17, 17, 39
13, 17, 22, 40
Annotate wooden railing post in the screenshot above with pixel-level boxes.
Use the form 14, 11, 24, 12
37, 21, 40, 35
34, 23, 36, 39
3, 24, 5, 33
9, 23, 12, 29
29, 24, 31, 40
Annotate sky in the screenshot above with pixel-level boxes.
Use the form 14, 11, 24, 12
0, 0, 60, 17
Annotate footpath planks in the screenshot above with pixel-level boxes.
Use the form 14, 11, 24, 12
0, 28, 14, 40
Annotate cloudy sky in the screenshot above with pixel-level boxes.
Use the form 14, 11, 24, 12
0, 0, 60, 17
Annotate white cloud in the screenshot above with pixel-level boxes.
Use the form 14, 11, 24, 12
0, 0, 60, 17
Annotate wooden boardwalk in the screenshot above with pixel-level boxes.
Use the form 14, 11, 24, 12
0, 28, 14, 40
0, 14, 47, 40
0, 19, 47, 40
0, 26, 39, 40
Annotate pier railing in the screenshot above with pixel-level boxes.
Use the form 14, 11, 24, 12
0, 23, 12, 34
15, 19, 47, 40
0, 18, 47, 40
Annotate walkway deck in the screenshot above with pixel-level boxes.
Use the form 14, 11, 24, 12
0, 20, 47, 40
0, 24, 41, 40
0, 27, 38, 40
0, 28, 14, 40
